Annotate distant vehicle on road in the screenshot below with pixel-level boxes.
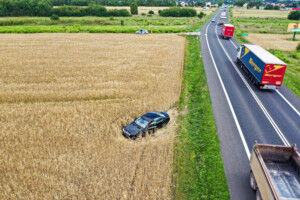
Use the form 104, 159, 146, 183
135, 29, 148, 34
123, 111, 170, 139
221, 24, 235, 39
212, 19, 216, 22
250, 142, 300, 200
219, 17, 226, 25
236, 44, 287, 89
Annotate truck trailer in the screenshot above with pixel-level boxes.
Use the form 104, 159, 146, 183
236, 44, 287, 89
250, 142, 300, 200
221, 24, 235, 39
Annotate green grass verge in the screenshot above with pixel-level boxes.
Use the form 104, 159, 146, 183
173, 35, 230, 199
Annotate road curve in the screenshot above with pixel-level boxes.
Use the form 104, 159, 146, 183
200, 7, 300, 200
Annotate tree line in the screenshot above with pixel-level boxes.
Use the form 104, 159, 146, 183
0, 0, 131, 16
51, 0, 176, 6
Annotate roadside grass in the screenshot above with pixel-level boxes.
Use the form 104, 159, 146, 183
269, 50, 300, 97
230, 8, 300, 98
173, 35, 230, 199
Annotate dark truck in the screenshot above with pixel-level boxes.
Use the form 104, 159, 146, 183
236, 44, 287, 90
250, 142, 300, 200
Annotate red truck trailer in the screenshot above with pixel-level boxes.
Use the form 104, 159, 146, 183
221, 24, 235, 39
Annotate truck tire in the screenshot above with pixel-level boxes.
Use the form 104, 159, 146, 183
250, 171, 258, 190
256, 189, 262, 200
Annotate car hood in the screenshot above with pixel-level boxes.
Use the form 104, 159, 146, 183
124, 122, 143, 136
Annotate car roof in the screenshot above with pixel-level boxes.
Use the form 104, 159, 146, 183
142, 111, 166, 120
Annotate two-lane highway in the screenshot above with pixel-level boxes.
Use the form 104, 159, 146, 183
200, 7, 300, 199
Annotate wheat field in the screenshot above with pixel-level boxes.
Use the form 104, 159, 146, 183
0, 34, 185, 199
246, 33, 298, 51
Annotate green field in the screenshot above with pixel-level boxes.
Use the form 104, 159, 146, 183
0, 16, 204, 33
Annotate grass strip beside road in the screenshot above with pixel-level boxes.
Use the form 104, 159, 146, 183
173, 35, 230, 199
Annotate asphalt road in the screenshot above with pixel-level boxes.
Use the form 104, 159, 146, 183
200, 7, 300, 200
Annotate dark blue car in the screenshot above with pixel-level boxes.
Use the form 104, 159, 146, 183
123, 111, 170, 139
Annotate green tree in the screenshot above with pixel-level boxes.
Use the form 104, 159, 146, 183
130, 2, 138, 15
218, 0, 224, 7
288, 10, 300, 20
197, 11, 206, 19
265, 4, 274, 10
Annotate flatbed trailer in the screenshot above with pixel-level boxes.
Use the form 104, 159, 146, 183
250, 142, 300, 200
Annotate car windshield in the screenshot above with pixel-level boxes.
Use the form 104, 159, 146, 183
135, 117, 148, 128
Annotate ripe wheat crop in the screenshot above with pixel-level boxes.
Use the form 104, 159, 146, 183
0, 34, 185, 199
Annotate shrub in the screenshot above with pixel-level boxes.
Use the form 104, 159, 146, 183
50, 14, 60, 21
109, 16, 114, 21
264, 5, 274, 10
141, 13, 146, 16
197, 11, 206, 19
159, 7, 197, 17
158, 10, 162, 14
149, 10, 154, 14
130, 2, 138, 15
147, 14, 152, 17
274, 5, 280, 10
120, 20, 124, 26
297, 43, 300, 52
107, 9, 131, 17
288, 10, 300, 20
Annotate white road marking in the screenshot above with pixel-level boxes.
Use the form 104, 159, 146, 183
229, 39, 237, 49
275, 90, 300, 117
214, 25, 290, 147
205, 22, 251, 159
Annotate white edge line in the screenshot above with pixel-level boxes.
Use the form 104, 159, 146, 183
205, 22, 251, 160
275, 90, 300, 117
214, 25, 290, 147
229, 39, 237, 49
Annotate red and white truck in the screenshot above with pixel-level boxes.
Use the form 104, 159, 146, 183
221, 24, 235, 39
237, 44, 287, 89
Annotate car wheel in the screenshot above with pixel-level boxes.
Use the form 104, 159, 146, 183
142, 131, 146, 137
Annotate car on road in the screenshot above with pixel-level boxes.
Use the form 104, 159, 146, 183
212, 19, 215, 22
123, 111, 170, 139
135, 29, 148, 34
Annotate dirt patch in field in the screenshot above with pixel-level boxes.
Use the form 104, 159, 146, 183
246, 33, 299, 51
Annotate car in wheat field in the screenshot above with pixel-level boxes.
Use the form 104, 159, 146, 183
123, 111, 170, 139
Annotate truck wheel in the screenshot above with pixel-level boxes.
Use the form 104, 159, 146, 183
250, 171, 258, 190
256, 189, 262, 200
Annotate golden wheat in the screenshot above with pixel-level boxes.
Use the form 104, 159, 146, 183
0, 33, 185, 199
